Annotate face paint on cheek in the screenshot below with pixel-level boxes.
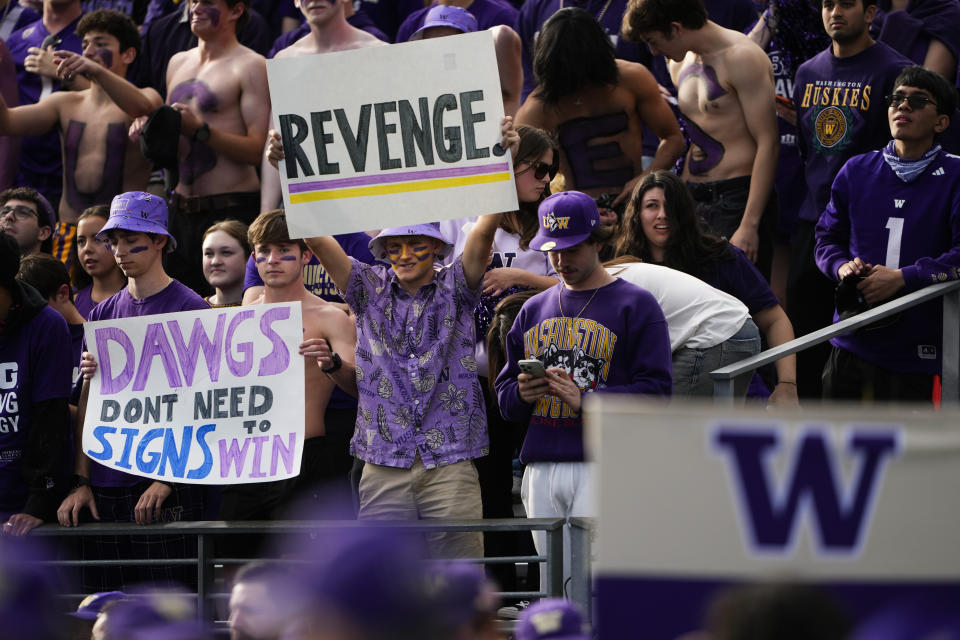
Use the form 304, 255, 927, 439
95, 48, 113, 68
278, 255, 298, 261
411, 245, 432, 262
128, 245, 149, 253
197, 6, 221, 26
256, 256, 267, 264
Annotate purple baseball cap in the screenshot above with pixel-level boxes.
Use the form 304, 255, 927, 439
70, 591, 128, 620
97, 191, 178, 252
426, 562, 500, 630
410, 4, 478, 40
529, 191, 600, 252
368, 222, 453, 263
34, 191, 56, 230
516, 599, 590, 640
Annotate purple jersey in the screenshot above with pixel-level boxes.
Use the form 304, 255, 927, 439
815, 148, 960, 374
0, 304, 72, 514
495, 279, 672, 463
86, 280, 208, 486
344, 256, 488, 469
793, 42, 912, 222
395, 0, 518, 43
8, 16, 83, 197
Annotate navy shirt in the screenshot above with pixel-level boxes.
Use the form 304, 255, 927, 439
355, 0, 423, 42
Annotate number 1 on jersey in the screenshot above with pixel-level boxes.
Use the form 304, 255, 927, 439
885, 217, 904, 269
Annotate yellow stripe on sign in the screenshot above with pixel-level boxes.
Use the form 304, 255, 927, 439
288, 172, 512, 203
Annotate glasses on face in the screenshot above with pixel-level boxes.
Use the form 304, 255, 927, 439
886, 93, 937, 110
0, 205, 39, 221
516, 160, 559, 181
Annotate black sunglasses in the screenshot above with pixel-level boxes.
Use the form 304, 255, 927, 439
516, 160, 559, 181
886, 93, 937, 110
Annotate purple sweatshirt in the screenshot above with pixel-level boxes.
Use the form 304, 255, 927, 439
495, 278, 672, 463
793, 42, 912, 222
814, 148, 960, 374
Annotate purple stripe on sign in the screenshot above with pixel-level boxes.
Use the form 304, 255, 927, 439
288, 162, 511, 193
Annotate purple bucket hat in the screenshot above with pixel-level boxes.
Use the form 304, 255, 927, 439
410, 4, 478, 40
516, 599, 590, 640
97, 191, 178, 252
70, 591, 128, 620
368, 222, 453, 263
529, 191, 600, 252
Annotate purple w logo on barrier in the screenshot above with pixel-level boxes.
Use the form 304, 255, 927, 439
713, 426, 901, 554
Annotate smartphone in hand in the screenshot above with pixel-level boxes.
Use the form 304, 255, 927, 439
518, 359, 546, 378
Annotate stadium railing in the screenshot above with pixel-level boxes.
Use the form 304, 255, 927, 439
711, 280, 960, 402
31, 517, 566, 621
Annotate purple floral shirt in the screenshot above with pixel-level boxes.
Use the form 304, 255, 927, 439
343, 256, 489, 469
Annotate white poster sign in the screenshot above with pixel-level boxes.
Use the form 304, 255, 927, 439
267, 31, 518, 238
82, 303, 305, 484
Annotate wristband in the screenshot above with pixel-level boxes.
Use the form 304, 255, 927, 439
70, 474, 90, 491
322, 352, 342, 374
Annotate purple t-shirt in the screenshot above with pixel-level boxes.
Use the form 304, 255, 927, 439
86, 280, 209, 487
495, 278, 672, 463
8, 15, 83, 197
74, 285, 95, 320
793, 42, 912, 222
0, 305, 72, 514
815, 148, 960, 374
343, 256, 487, 469
395, 0, 518, 43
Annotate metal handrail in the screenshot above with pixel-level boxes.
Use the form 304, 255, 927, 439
30, 518, 567, 621
711, 279, 960, 403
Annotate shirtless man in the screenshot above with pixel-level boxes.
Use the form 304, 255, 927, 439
515, 7, 684, 217
624, 0, 779, 278
0, 11, 158, 238
153, 0, 270, 294
219, 208, 358, 524
259, 0, 384, 211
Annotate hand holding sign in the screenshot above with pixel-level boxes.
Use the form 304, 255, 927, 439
81, 303, 305, 485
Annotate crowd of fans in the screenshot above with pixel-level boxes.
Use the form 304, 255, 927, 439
2, 0, 960, 636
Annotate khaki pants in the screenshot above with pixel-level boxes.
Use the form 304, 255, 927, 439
358, 457, 484, 559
